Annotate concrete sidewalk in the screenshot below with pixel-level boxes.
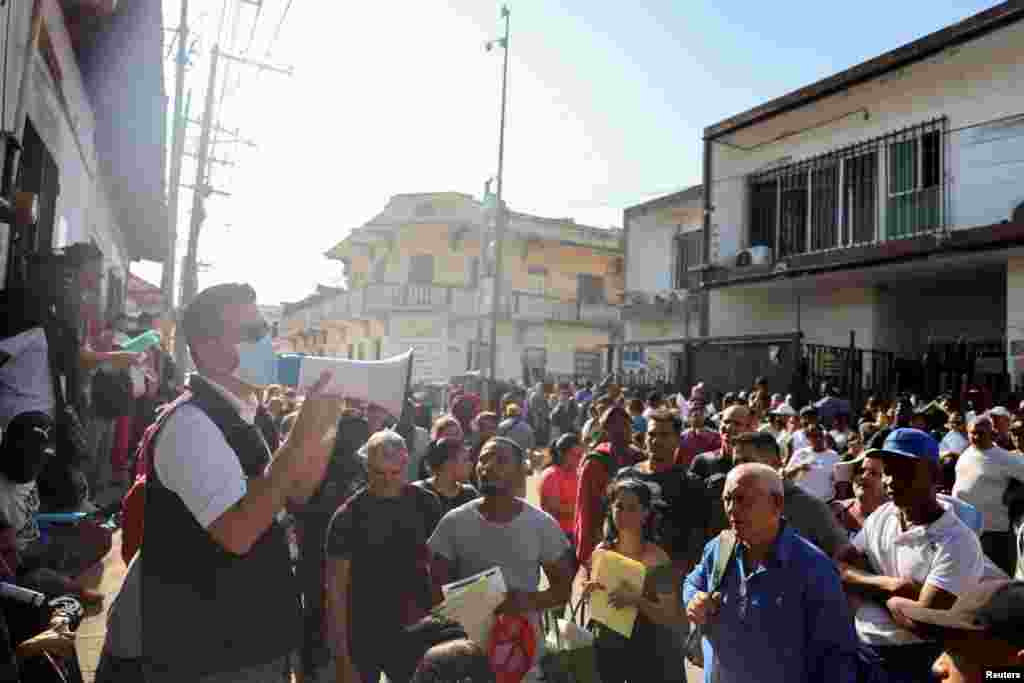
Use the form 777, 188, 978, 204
71, 478, 700, 682
74, 531, 127, 683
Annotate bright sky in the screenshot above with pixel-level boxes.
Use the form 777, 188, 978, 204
134, 0, 998, 306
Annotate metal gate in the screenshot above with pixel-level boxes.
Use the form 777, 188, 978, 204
690, 338, 801, 401
803, 344, 895, 409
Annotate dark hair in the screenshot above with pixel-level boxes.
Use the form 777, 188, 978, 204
392, 616, 479, 683
868, 427, 892, 450
604, 479, 660, 546
548, 433, 581, 467
485, 436, 526, 463
427, 437, 464, 473
733, 431, 781, 464
412, 638, 494, 683
799, 406, 819, 419
181, 282, 257, 347
646, 392, 662, 405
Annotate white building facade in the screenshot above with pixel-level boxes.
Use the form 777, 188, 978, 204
621, 3, 1024, 401
1, 0, 167, 321
701, 3, 1024, 400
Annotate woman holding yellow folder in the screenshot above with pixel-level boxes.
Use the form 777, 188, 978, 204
581, 479, 686, 683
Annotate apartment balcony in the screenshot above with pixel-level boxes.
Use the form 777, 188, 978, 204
501, 290, 619, 326
363, 282, 477, 315
283, 281, 621, 331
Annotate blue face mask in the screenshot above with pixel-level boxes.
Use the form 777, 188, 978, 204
233, 333, 277, 387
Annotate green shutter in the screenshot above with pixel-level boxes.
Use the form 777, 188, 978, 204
887, 140, 918, 238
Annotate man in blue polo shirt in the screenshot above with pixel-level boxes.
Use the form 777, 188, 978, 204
684, 463, 857, 683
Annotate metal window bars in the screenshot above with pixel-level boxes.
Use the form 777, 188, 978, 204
748, 117, 948, 258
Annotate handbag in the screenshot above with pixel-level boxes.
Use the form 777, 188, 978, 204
541, 597, 601, 683
684, 529, 737, 668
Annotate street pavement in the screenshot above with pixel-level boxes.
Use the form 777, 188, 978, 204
75, 531, 126, 682
74, 471, 701, 682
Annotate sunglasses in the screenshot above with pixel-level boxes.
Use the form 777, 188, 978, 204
241, 320, 270, 343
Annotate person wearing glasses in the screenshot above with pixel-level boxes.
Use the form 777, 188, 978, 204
105, 283, 344, 683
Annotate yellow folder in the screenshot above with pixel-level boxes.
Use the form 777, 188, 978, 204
590, 549, 647, 638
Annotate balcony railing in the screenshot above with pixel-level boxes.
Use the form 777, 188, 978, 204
506, 291, 619, 325
283, 283, 620, 327
363, 283, 477, 314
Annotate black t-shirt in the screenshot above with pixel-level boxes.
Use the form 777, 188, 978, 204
688, 449, 733, 481
325, 485, 442, 649
615, 464, 709, 570
412, 479, 479, 517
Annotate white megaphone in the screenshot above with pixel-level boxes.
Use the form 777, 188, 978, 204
294, 350, 414, 419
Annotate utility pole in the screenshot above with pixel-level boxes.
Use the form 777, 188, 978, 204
487, 5, 510, 392
173, 41, 293, 376
175, 43, 220, 375
476, 178, 492, 374
161, 0, 189, 305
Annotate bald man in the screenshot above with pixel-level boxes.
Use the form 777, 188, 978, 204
326, 431, 443, 683
684, 463, 857, 683
732, 432, 849, 557
689, 404, 753, 481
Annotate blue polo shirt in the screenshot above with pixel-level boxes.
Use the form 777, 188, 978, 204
683, 522, 857, 683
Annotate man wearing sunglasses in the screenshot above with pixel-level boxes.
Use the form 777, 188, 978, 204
102, 283, 343, 683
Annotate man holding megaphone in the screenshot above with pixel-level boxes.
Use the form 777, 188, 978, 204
101, 283, 344, 683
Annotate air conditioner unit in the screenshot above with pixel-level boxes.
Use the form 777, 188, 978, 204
735, 246, 773, 267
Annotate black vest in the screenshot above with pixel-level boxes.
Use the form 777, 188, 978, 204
141, 376, 300, 676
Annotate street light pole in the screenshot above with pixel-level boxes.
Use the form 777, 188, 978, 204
487, 5, 510, 389
162, 0, 189, 305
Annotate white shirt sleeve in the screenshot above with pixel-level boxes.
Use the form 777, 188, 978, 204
153, 404, 248, 529
427, 511, 458, 562
925, 527, 985, 596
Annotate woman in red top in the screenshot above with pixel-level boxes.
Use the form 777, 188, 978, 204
539, 433, 583, 540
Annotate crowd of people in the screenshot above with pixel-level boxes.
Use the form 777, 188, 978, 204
9, 264, 1024, 682
93, 293, 1024, 683
0, 243, 183, 681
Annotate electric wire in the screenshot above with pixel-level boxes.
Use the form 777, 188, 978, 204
265, 0, 293, 59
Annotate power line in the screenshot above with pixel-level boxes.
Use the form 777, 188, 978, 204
266, 0, 293, 59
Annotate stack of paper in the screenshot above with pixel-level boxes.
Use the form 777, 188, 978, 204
435, 567, 507, 647
589, 549, 647, 638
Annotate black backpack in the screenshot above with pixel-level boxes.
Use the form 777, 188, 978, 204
91, 367, 135, 419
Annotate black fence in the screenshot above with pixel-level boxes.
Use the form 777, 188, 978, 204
803, 344, 895, 410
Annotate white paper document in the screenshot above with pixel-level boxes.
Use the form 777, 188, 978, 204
435, 567, 507, 648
